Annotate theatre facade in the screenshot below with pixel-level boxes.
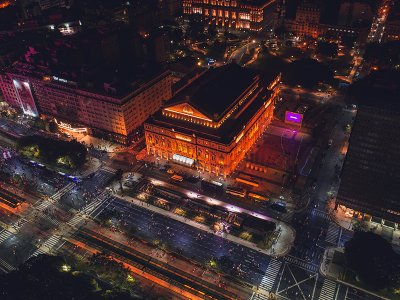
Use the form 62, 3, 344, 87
144, 64, 280, 177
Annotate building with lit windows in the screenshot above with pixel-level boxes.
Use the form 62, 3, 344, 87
336, 71, 400, 225
285, 0, 320, 38
183, 0, 275, 31
144, 64, 280, 177
0, 61, 173, 143
383, 3, 400, 41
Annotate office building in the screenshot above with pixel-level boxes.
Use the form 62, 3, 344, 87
0, 63, 173, 144
285, 0, 320, 38
336, 71, 400, 225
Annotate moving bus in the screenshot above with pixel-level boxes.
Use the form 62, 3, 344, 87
236, 177, 259, 187
226, 186, 246, 198
201, 179, 224, 195
248, 192, 269, 202
170, 175, 183, 182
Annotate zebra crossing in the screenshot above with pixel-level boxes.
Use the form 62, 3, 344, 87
30, 235, 64, 258
259, 258, 282, 292
319, 279, 337, 300
279, 211, 295, 223
309, 208, 330, 221
81, 193, 108, 215
33, 183, 75, 210
101, 166, 116, 174
68, 214, 84, 227
11, 218, 28, 231
35, 200, 50, 211
68, 192, 110, 228
250, 291, 270, 300
325, 223, 339, 245
50, 183, 75, 201
41, 214, 60, 227
0, 257, 16, 272
284, 255, 319, 273
0, 229, 13, 244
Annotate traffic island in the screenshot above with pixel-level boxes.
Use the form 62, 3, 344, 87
320, 247, 400, 300
110, 180, 295, 257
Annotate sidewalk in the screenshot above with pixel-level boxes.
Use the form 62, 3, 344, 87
79, 135, 122, 153
320, 247, 391, 300
109, 180, 295, 257
331, 203, 400, 248
76, 157, 102, 177
319, 247, 344, 280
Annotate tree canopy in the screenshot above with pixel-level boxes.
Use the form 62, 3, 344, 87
348, 69, 400, 110
18, 135, 87, 169
316, 41, 338, 57
0, 255, 125, 300
364, 41, 400, 68
344, 231, 400, 290
187, 15, 205, 41
282, 59, 334, 88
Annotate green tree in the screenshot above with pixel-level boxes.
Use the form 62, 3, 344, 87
316, 41, 338, 57
364, 41, 400, 68
344, 231, 400, 290
33, 118, 45, 130
187, 15, 205, 41
208, 23, 217, 39
18, 135, 87, 170
0, 255, 97, 300
115, 168, 123, 190
48, 121, 58, 133
274, 26, 287, 39
282, 59, 334, 88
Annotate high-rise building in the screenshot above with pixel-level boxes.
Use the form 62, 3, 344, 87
144, 64, 280, 177
0, 60, 173, 143
382, 2, 400, 41
336, 71, 400, 225
285, 0, 320, 38
182, 0, 275, 31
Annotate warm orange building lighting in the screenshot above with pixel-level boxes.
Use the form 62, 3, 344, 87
144, 65, 280, 177
0, 1, 11, 9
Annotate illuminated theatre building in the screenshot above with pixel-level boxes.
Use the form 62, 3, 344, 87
183, 0, 275, 31
144, 64, 280, 177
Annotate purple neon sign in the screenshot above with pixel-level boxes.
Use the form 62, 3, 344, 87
285, 111, 302, 124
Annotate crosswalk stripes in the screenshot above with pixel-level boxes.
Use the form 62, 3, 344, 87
0, 229, 13, 244
68, 192, 110, 228
319, 279, 337, 300
101, 166, 116, 174
31, 248, 46, 257
279, 211, 294, 223
30, 235, 63, 258
82, 192, 109, 216
284, 255, 319, 273
68, 214, 83, 227
12, 218, 28, 231
252, 292, 269, 300
325, 223, 339, 245
0, 257, 16, 272
309, 208, 330, 220
259, 258, 282, 292
35, 200, 50, 211
50, 183, 75, 201
41, 215, 60, 227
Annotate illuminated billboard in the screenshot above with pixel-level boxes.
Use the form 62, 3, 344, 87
13, 79, 38, 117
285, 111, 303, 126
